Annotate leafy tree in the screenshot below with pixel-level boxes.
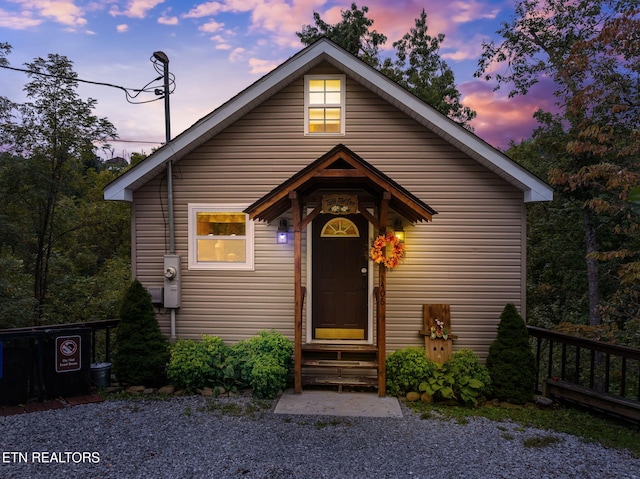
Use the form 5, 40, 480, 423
297, 4, 475, 128
297, 2, 387, 68
1, 53, 117, 324
380, 10, 476, 129
477, 0, 640, 327
0, 43, 14, 147
0, 255, 38, 329
113, 279, 169, 387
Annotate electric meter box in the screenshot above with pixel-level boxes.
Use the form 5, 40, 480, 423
163, 254, 181, 308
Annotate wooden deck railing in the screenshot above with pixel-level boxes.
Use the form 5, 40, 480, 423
527, 325, 640, 421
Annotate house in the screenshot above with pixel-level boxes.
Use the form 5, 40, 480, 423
104, 38, 553, 395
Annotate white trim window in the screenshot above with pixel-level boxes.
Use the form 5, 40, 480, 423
304, 74, 345, 135
188, 204, 254, 270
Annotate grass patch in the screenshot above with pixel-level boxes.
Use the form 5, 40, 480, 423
407, 401, 640, 457
523, 435, 563, 448
207, 398, 273, 418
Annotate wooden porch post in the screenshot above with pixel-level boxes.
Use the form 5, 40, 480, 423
377, 192, 390, 397
290, 191, 303, 394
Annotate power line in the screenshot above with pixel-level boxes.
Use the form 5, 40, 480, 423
102, 138, 162, 144
0, 62, 174, 104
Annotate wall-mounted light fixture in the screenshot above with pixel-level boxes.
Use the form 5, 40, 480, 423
393, 218, 405, 243
277, 218, 289, 244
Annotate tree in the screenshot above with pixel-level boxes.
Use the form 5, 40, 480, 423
381, 10, 476, 129
476, 0, 639, 327
2, 53, 117, 324
297, 4, 476, 128
113, 279, 169, 387
486, 304, 536, 404
0, 43, 14, 147
558, 9, 640, 327
297, 2, 387, 68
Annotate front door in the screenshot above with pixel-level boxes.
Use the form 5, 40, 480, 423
312, 214, 369, 340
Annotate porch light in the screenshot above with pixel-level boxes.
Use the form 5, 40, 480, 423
393, 218, 405, 243
277, 218, 289, 244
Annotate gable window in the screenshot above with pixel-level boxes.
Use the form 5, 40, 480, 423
305, 75, 345, 135
188, 204, 254, 270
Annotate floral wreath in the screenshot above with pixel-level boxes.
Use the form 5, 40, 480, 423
370, 231, 405, 269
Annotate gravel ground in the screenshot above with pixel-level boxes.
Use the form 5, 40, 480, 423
1, 394, 639, 479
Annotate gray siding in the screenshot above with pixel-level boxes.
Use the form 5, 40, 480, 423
133, 63, 524, 360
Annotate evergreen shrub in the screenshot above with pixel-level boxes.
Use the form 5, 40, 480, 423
486, 303, 536, 404
113, 279, 169, 387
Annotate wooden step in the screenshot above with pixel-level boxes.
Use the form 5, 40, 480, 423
302, 375, 378, 388
301, 359, 377, 368
302, 344, 378, 353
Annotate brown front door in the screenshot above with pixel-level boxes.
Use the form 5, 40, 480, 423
312, 214, 369, 340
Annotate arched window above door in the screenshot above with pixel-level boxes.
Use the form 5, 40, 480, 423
321, 218, 360, 237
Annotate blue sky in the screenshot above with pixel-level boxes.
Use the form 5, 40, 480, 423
0, 0, 556, 160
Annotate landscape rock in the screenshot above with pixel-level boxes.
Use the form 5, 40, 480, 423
421, 393, 433, 403
201, 387, 214, 397
126, 386, 146, 395
158, 385, 176, 395
406, 391, 420, 402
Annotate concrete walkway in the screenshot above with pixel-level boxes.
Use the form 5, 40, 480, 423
274, 389, 403, 417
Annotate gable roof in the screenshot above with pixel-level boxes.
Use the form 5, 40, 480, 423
104, 38, 553, 203
245, 144, 437, 224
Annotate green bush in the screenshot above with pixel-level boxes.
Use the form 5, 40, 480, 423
231, 330, 293, 398
247, 355, 288, 399
113, 279, 169, 387
166, 336, 229, 392
447, 348, 492, 402
486, 303, 536, 404
165, 330, 293, 399
386, 347, 435, 396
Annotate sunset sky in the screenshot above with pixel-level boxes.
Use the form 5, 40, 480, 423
0, 0, 557, 159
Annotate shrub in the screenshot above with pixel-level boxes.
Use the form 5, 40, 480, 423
248, 355, 288, 399
113, 279, 169, 387
386, 347, 435, 396
166, 336, 229, 392
445, 348, 492, 406
418, 350, 491, 407
230, 330, 293, 398
486, 303, 536, 404
165, 330, 292, 399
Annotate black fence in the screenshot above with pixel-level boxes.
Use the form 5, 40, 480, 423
0, 319, 119, 406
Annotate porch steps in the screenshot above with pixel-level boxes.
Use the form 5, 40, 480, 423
301, 344, 379, 392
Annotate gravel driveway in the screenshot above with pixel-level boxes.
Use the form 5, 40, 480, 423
1, 394, 639, 479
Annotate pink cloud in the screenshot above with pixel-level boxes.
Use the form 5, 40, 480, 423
0, 8, 42, 29
182, 1, 225, 19
6, 0, 87, 28
158, 14, 178, 25
110, 0, 165, 19
461, 78, 559, 150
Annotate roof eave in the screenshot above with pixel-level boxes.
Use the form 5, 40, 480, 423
104, 38, 554, 204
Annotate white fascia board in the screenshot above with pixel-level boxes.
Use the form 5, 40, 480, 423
104, 43, 327, 202
323, 45, 554, 203
104, 39, 553, 203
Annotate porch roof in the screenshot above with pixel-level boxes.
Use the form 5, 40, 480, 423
244, 144, 437, 224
